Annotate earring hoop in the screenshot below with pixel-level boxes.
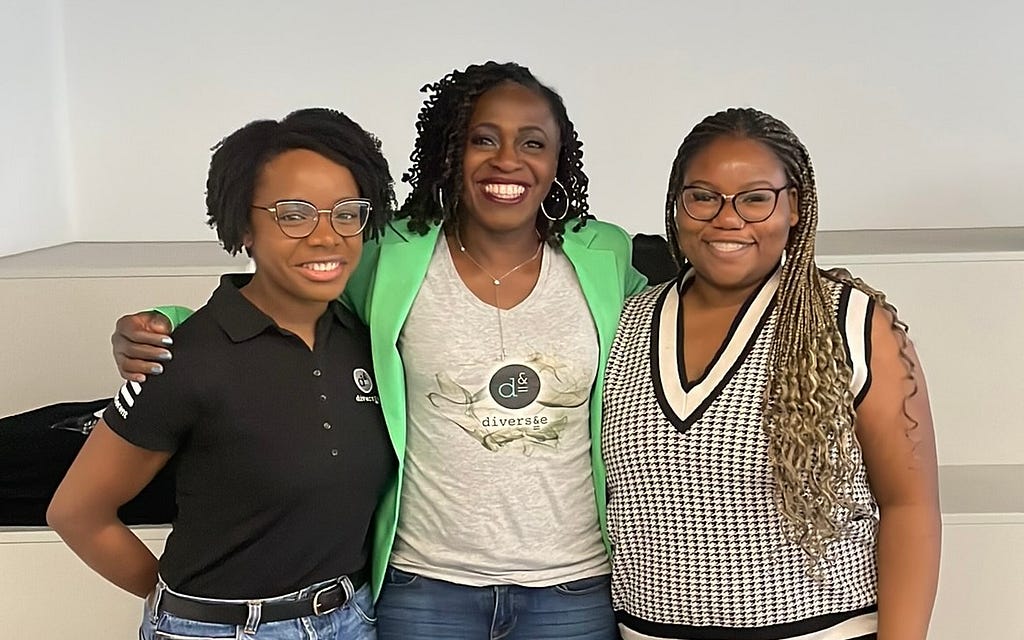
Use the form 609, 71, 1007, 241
435, 186, 446, 213
540, 179, 569, 222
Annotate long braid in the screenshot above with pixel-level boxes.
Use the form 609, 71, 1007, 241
399, 61, 591, 244
663, 108, 919, 570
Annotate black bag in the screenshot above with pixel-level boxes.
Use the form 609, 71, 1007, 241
632, 234, 679, 285
0, 400, 176, 526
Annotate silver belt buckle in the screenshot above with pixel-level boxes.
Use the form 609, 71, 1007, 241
311, 583, 342, 616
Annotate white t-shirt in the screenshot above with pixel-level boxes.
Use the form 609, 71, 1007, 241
390, 235, 609, 587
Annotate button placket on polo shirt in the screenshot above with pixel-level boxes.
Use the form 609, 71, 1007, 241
312, 332, 344, 462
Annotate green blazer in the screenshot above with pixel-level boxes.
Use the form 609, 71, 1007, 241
343, 219, 647, 597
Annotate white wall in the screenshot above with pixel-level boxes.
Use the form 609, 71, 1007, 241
819, 256, 1024, 466
0, 0, 72, 256
54, 0, 1024, 247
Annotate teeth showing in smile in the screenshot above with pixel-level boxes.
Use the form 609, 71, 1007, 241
709, 242, 750, 252
483, 183, 526, 200
301, 261, 340, 272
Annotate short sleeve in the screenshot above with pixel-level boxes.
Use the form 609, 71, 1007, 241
103, 346, 202, 452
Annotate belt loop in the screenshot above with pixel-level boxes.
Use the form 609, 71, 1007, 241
341, 575, 354, 604
243, 601, 262, 634
148, 582, 165, 624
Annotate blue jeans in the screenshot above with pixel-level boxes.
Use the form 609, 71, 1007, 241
140, 577, 376, 640
376, 566, 618, 640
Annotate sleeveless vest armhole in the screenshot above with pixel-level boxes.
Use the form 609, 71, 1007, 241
836, 285, 874, 407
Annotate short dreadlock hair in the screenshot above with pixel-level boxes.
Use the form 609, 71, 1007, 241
206, 107, 396, 255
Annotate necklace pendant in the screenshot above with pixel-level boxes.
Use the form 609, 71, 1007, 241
493, 279, 501, 286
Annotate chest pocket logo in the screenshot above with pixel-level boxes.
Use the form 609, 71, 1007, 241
353, 368, 374, 394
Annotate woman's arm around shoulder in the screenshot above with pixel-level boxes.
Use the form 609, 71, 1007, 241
855, 303, 941, 640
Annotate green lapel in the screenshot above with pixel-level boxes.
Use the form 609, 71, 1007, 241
367, 223, 440, 598
372, 224, 440, 347
561, 224, 622, 358
561, 223, 625, 550
369, 223, 441, 461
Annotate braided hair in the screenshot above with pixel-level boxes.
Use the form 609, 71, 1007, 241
398, 61, 590, 244
664, 107, 916, 570
206, 108, 396, 255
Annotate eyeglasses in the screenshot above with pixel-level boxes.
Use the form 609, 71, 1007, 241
252, 198, 372, 238
678, 184, 793, 223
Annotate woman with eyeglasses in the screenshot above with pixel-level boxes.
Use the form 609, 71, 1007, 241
48, 108, 397, 639
602, 108, 941, 640
111, 61, 645, 640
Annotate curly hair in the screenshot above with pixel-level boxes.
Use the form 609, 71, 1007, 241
398, 61, 590, 244
206, 108, 396, 255
664, 107, 918, 570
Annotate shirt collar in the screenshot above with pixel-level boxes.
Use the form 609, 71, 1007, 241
208, 273, 359, 343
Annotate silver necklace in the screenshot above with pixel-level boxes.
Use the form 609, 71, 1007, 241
454, 228, 543, 360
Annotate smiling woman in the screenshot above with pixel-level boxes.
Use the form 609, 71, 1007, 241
354, 61, 645, 640
48, 108, 397, 640
603, 107, 941, 640
241, 149, 366, 346
673, 136, 799, 306
458, 81, 561, 237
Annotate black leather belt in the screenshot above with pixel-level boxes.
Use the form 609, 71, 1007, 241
159, 569, 368, 625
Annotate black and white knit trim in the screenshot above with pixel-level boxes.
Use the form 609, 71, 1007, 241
618, 604, 877, 639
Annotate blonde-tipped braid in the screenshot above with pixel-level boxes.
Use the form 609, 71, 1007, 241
665, 108, 917, 570
763, 149, 863, 570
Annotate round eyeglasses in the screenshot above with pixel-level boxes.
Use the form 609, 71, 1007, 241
678, 185, 793, 223
252, 198, 371, 238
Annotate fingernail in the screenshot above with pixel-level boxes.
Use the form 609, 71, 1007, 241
161, 337, 174, 346
150, 364, 164, 375
157, 351, 173, 361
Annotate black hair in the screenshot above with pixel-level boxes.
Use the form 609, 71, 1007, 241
398, 61, 590, 244
206, 107, 396, 255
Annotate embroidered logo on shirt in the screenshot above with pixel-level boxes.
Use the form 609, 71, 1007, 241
353, 368, 379, 404
112, 380, 143, 419
353, 368, 374, 394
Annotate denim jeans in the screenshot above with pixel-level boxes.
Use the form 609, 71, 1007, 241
376, 566, 618, 640
140, 577, 376, 640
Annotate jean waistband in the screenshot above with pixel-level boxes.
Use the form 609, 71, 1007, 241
152, 568, 368, 629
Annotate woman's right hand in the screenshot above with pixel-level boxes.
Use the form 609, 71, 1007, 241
112, 312, 174, 382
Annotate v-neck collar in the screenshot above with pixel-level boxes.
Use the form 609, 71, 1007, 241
438, 232, 551, 314
651, 265, 781, 433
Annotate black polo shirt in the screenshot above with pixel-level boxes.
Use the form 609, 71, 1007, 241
104, 274, 394, 599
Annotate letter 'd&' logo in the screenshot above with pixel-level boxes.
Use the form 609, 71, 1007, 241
488, 364, 540, 409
